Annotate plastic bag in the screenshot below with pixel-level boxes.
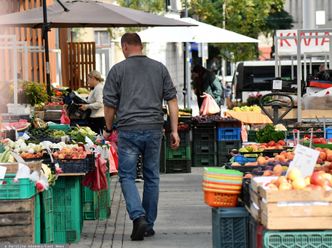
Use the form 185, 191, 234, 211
82, 153, 108, 191
199, 93, 221, 115
60, 109, 71, 124
109, 142, 118, 173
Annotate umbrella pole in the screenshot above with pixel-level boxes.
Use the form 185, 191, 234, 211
183, 42, 187, 108
42, 0, 52, 96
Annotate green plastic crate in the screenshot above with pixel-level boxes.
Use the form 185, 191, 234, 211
166, 146, 191, 160
264, 230, 332, 248
98, 172, 111, 220
41, 188, 54, 244
212, 207, 249, 248
82, 186, 98, 220
34, 194, 41, 244
0, 176, 36, 200
53, 177, 82, 244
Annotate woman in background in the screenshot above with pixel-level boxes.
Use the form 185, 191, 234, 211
80, 70, 105, 133
191, 64, 223, 109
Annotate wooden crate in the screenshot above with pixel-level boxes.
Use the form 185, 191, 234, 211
0, 161, 42, 174
0, 197, 37, 244
257, 187, 332, 230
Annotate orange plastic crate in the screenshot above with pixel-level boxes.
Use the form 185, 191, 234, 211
204, 190, 239, 208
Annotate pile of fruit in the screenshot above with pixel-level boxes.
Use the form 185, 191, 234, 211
232, 105, 261, 113
265, 168, 332, 191
53, 146, 87, 160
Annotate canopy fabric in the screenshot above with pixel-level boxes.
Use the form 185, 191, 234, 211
137, 17, 259, 43
0, 0, 193, 28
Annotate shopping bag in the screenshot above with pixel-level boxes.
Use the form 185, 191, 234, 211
199, 93, 221, 115
82, 153, 108, 191
60, 109, 71, 124
109, 142, 118, 173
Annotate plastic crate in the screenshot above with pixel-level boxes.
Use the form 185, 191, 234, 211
193, 141, 216, 154
166, 159, 191, 173
217, 140, 242, 155
98, 172, 111, 220
217, 128, 241, 141
263, 230, 332, 248
248, 215, 263, 248
212, 207, 249, 248
54, 158, 93, 173
166, 145, 191, 160
326, 127, 332, 139
82, 186, 98, 220
166, 129, 191, 147
35, 193, 41, 244
53, 177, 81, 244
192, 125, 217, 143
286, 130, 324, 139
41, 188, 54, 244
0, 176, 36, 200
215, 119, 242, 128
192, 154, 216, 167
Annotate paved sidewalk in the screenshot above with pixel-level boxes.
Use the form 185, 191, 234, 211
70, 167, 212, 248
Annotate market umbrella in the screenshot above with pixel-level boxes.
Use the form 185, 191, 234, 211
0, 0, 194, 95
137, 17, 259, 43
137, 17, 258, 107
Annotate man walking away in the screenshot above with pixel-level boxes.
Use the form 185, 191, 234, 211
103, 33, 180, 241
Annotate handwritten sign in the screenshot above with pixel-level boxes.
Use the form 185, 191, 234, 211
273, 80, 282, 90
287, 144, 319, 178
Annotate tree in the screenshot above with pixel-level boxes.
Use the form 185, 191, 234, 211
117, 0, 165, 13
189, 0, 287, 61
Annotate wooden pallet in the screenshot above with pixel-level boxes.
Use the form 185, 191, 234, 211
0, 197, 36, 244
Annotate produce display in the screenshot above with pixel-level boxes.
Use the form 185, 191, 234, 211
0, 119, 31, 131
232, 105, 261, 112
53, 146, 87, 160
69, 127, 96, 143
255, 124, 285, 143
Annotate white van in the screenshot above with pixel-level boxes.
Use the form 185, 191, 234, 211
233, 60, 325, 101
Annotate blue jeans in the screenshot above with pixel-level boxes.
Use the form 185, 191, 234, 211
118, 129, 163, 229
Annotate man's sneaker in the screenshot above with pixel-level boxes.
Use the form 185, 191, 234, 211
144, 228, 155, 237
131, 216, 148, 241
135, 175, 144, 183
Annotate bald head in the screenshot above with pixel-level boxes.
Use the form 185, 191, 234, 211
121, 33, 143, 58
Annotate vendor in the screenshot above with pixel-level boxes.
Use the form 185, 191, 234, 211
80, 70, 105, 134
316, 64, 330, 81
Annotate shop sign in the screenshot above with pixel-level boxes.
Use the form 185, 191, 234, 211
276, 29, 331, 55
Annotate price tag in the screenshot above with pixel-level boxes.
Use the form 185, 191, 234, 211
287, 144, 319, 178
85, 136, 94, 146
273, 79, 282, 90
0, 166, 7, 179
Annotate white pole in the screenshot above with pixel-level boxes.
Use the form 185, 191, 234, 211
13, 38, 18, 105
304, 54, 307, 82
297, 30, 302, 122
274, 36, 278, 77
303, 0, 316, 29
23, 44, 28, 80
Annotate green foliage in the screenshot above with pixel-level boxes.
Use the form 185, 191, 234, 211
23, 81, 48, 106
189, 0, 286, 61
117, 0, 165, 33
256, 124, 285, 143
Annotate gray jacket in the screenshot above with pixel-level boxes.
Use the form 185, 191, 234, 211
103, 55, 177, 130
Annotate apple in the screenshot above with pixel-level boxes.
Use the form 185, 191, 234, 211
279, 182, 292, 190
292, 178, 306, 190
275, 176, 288, 187
287, 168, 302, 181
273, 164, 283, 176
304, 176, 311, 186
311, 171, 328, 187
266, 183, 279, 191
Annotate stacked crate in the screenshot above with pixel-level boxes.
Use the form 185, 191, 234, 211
53, 176, 82, 244
212, 207, 249, 248
0, 175, 39, 244
82, 172, 111, 220
216, 121, 242, 165
165, 127, 191, 173
192, 122, 217, 167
